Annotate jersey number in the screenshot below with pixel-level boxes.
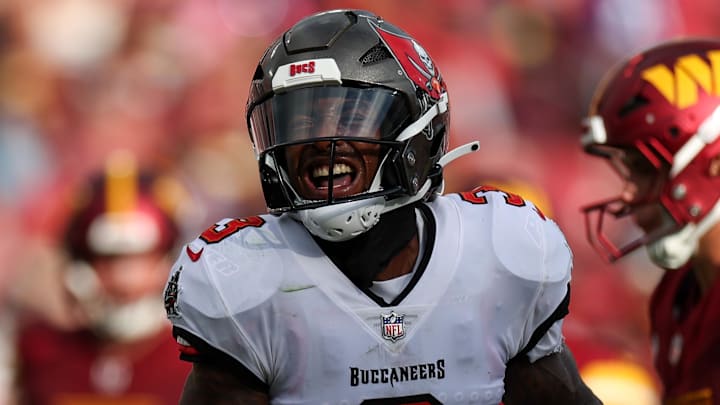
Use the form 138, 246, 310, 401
362, 394, 441, 404
459, 185, 546, 220
459, 185, 525, 206
199, 216, 265, 244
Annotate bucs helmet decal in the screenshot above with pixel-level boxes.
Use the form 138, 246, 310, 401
371, 21, 444, 100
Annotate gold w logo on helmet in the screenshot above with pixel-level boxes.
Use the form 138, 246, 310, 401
641, 50, 720, 109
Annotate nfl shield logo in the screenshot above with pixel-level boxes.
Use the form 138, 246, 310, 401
381, 312, 406, 342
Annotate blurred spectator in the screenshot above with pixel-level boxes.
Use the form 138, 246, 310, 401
9, 151, 192, 404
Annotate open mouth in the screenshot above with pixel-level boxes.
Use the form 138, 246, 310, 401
287, 140, 382, 201
310, 162, 355, 188
302, 161, 361, 198
315, 162, 354, 187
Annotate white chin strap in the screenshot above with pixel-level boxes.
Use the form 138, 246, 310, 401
296, 141, 480, 242
647, 106, 720, 269
292, 195, 386, 242
647, 199, 720, 269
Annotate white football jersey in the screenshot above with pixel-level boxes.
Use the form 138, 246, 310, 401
164, 187, 573, 405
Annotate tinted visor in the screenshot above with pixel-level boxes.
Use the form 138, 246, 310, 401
248, 86, 410, 153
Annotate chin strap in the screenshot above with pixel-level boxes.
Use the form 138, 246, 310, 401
648, 198, 720, 269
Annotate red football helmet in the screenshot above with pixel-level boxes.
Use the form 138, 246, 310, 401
581, 39, 720, 268
65, 156, 179, 261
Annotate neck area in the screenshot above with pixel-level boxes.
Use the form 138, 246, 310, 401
313, 204, 420, 289
375, 233, 419, 281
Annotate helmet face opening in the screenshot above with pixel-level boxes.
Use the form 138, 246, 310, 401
260, 138, 405, 211
587, 144, 670, 205
583, 138, 681, 261
583, 195, 680, 262
249, 86, 414, 211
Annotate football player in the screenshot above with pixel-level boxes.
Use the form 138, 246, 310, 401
581, 39, 720, 403
166, 9, 600, 404
15, 151, 191, 404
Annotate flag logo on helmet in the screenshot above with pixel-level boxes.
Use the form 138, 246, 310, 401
371, 22, 444, 100
164, 265, 183, 319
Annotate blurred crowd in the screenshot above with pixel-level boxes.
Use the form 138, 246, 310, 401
2, 0, 720, 403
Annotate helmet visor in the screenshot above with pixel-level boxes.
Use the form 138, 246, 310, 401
248, 86, 410, 153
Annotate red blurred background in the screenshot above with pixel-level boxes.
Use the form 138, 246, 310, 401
2, 0, 720, 403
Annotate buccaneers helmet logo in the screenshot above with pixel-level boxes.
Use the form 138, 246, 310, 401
371, 22, 444, 100
164, 266, 183, 318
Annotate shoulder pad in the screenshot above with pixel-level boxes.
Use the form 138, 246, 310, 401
168, 215, 287, 318
490, 197, 571, 283
455, 186, 572, 283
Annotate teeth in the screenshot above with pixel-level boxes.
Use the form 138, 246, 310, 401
312, 163, 353, 178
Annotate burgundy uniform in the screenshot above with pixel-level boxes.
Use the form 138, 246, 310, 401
17, 322, 190, 405
650, 266, 720, 404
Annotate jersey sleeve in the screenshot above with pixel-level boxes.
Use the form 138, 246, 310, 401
520, 279, 571, 363
162, 220, 285, 386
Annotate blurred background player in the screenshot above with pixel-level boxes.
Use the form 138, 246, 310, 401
581, 38, 720, 403
11, 151, 191, 405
